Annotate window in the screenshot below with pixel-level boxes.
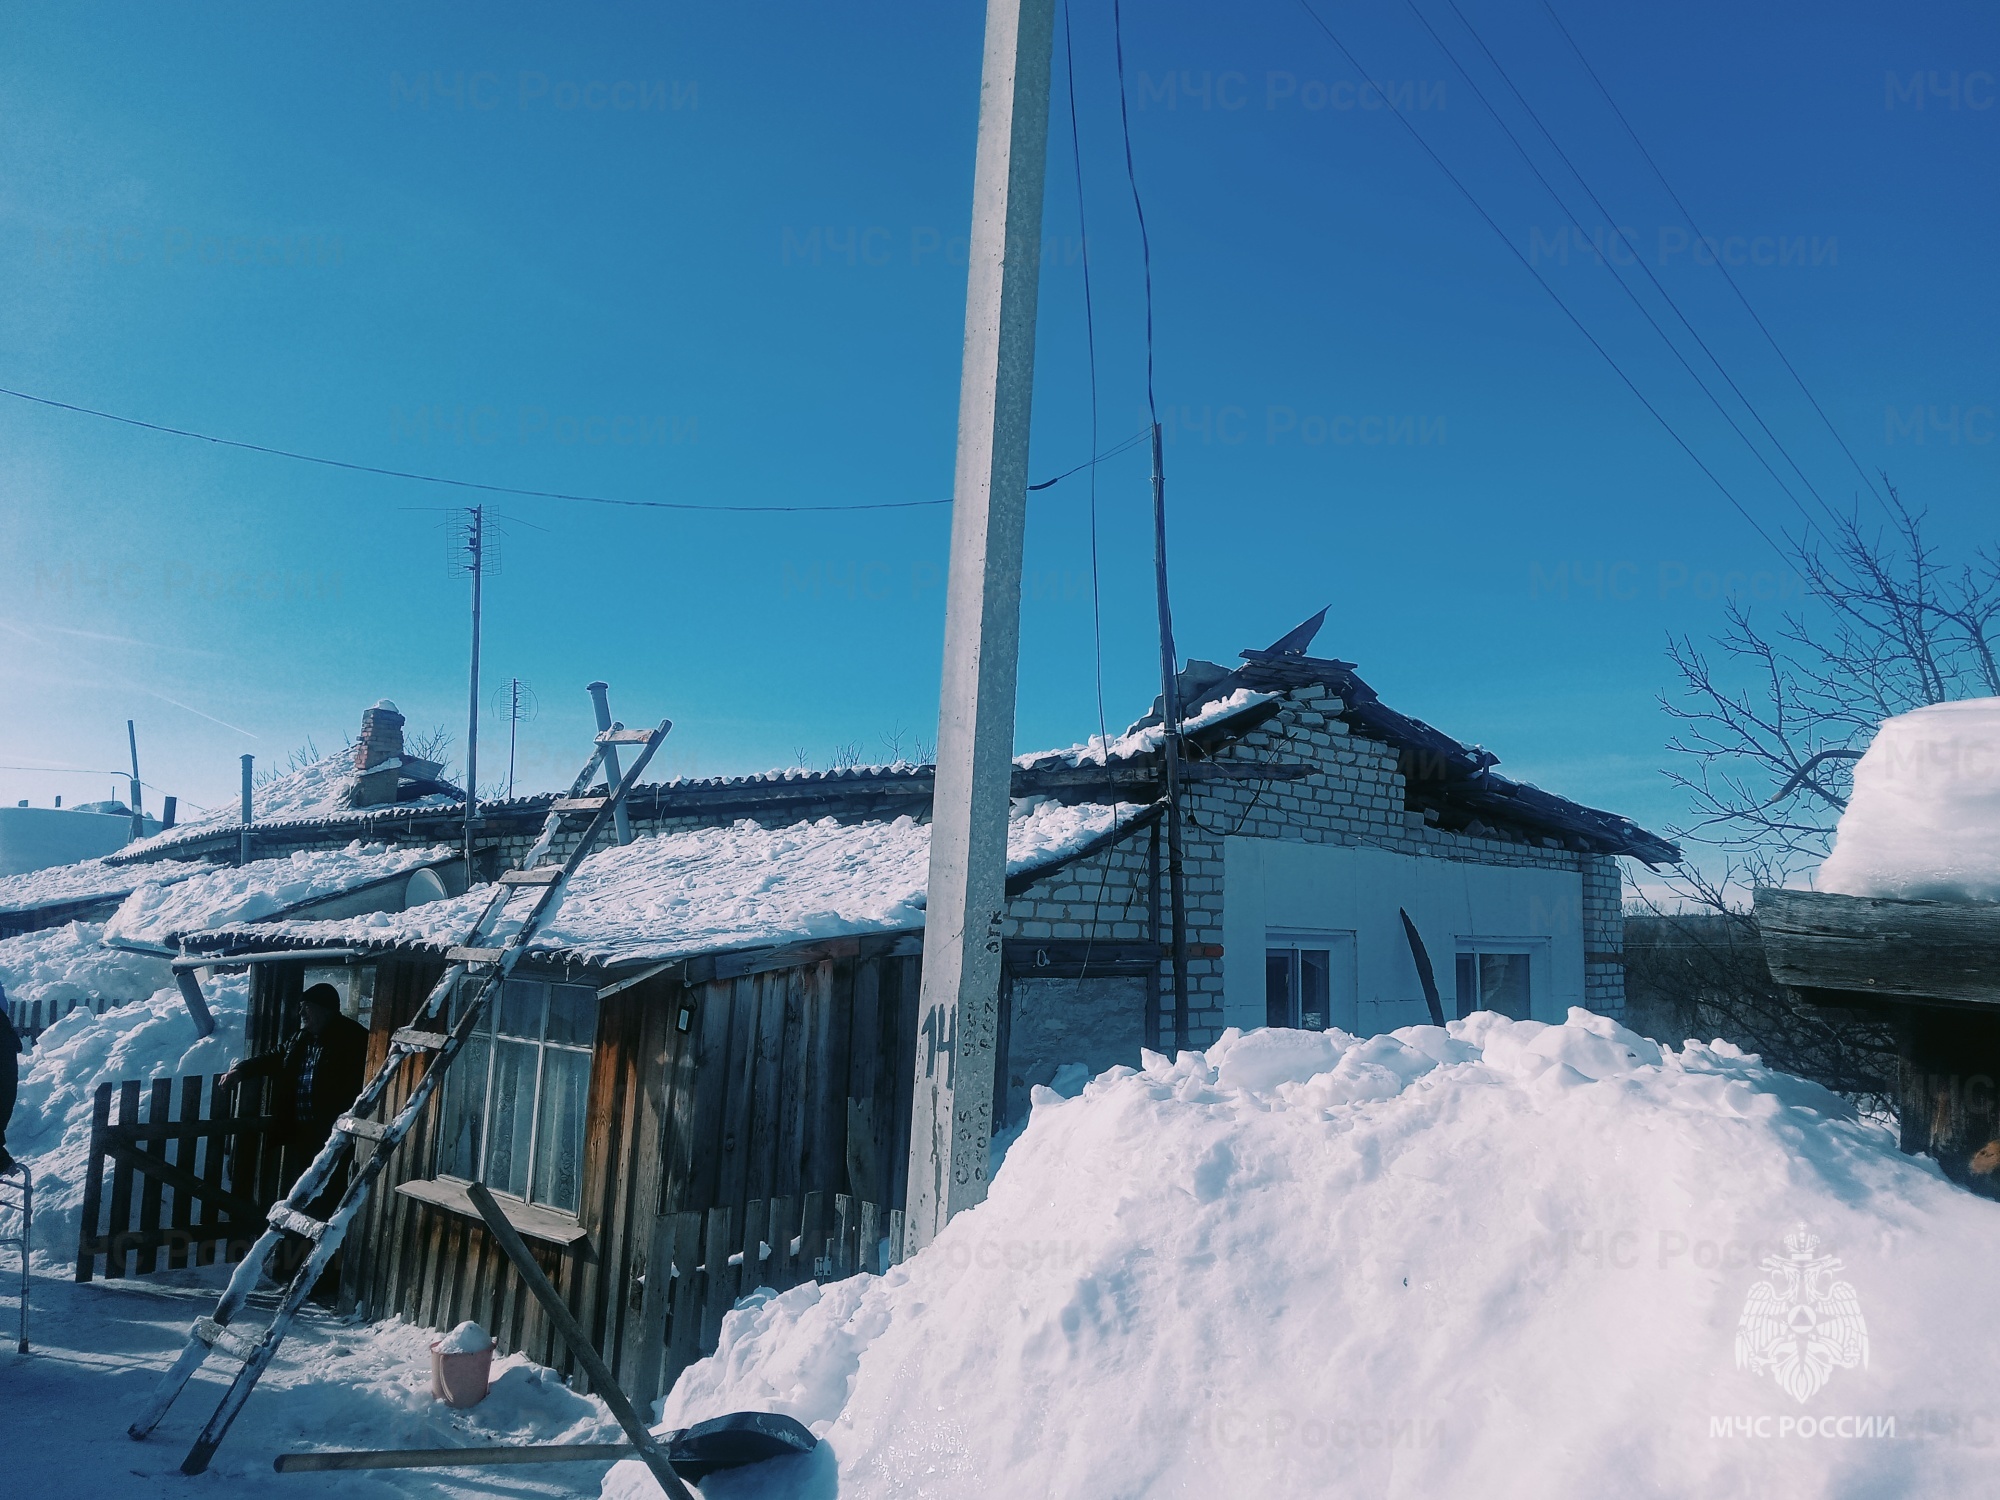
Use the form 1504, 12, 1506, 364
1454, 942, 1539, 1021
437, 976, 598, 1214
1264, 930, 1357, 1031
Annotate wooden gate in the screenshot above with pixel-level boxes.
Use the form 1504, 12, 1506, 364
74, 1074, 287, 1281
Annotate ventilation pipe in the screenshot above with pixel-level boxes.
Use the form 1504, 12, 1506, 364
239, 754, 254, 865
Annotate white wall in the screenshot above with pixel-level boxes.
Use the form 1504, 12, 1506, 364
1222, 837, 1585, 1035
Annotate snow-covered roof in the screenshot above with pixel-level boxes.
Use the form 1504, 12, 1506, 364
0, 920, 175, 1011
118, 748, 459, 860
189, 800, 1150, 969
103, 841, 459, 950
0, 855, 206, 918
1014, 689, 1283, 771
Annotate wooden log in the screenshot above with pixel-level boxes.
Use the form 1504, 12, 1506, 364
887, 1209, 905, 1268
76, 1083, 113, 1283
278, 1443, 638, 1471
463, 1183, 694, 1500
1756, 886, 2000, 1007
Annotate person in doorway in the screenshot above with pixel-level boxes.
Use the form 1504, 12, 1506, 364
219, 982, 368, 1295
0, 982, 21, 1177
221, 983, 369, 1157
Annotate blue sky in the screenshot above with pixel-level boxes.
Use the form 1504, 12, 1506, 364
1, 1, 1994, 846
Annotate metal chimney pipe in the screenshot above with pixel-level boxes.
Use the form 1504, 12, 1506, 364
239, 754, 255, 865
162, 795, 177, 829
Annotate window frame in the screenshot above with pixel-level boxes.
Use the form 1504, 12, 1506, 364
434, 974, 599, 1216
1264, 928, 1358, 1031
1452, 937, 1548, 1022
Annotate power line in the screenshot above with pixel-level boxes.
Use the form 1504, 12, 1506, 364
1540, 0, 1890, 512
1062, 0, 1112, 766
1288, 0, 1788, 562
0, 384, 1146, 515
1434, 0, 1850, 536
1111, 0, 1160, 429
1400, 0, 1831, 543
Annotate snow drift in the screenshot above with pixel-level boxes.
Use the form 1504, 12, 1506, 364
615, 1011, 2000, 1499
1819, 697, 2000, 902
6, 952, 245, 1266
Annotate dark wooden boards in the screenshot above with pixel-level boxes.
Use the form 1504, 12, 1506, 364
1756, 886, 2000, 1008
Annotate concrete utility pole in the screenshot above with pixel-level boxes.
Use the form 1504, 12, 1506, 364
905, 0, 1055, 1254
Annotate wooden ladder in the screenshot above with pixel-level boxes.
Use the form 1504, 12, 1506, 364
128, 707, 672, 1475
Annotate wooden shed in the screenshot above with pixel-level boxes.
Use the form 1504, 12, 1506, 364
1757, 885, 2000, 1197
222, 931, 919, 1403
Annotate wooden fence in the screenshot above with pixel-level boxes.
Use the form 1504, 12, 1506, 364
659, 1191, 903, 1386
75, 1074, 287, 1282
17, 995, 128, 1048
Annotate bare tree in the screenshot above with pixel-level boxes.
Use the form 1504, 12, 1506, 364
1661, 484, 2000, 888
1643, 484, 1999, 1104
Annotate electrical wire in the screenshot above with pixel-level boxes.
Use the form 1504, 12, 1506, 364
1063, 0, 1113, 768
1111, 0, 1160, 429
1540, 0, 1890, 511
1400, 0, 1830, 542
1434, 0, 1850, 536
1288, 0, 1789, 562
0, 384, 1146, 515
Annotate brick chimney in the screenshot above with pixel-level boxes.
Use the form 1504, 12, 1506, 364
351, 700, 406, 807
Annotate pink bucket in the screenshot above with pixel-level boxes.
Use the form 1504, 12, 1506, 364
429, 1339, 494, 1408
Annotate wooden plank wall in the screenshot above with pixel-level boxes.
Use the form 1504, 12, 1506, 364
250, 945, 921, 1402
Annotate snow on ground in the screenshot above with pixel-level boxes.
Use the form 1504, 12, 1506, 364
0, 1271, 622, 1500
615, 1011, 2000, 1500
216, 801, 1146, 966
1819, 698, 2000, 902
1016, 688, 1280, 769
9, 975, 247, 1266
0, 853, 201, 917
103, 841, 457, 949
0, 919, 175, 1019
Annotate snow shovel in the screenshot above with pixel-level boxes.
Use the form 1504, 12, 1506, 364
274, 1411, 819, 1478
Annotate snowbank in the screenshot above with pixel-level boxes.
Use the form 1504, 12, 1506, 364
1819, 698, 2000, 901
102, 840, 455, 948
616, 1011, 2000, 1499
0, 920, 173, 1018
8, 973, 246, 1266
213, 802, 1146, 966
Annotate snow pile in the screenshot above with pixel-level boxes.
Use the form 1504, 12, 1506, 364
0, 853, 200, 916
619, 1011, 2000, 1499
8, 972, 247, 1265
436, 1320, 493, 1354
102, 840, 455, 948
0, 920, 173, 1018
1018, 689, 1279, 769
1819, 698, 2000, 901
216, 802, 1146, 966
